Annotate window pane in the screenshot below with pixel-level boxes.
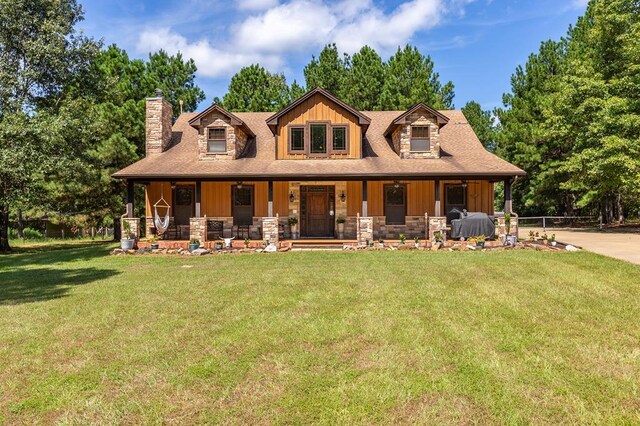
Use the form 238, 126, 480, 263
310, 124, 327, 154
412, 126, 429, 138
208, 128, 225, 140
446, 185, 465, 205
332, 127, 346, 151
208, 140, 226, 152
234, 187, 253, 206
385, 186, 406, 225
175, 188, 192, 206
385, 186, 405, 206
290, 127, 305, 151
410, 138, 430, 152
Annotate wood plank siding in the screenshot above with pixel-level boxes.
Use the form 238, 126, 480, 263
146, 180, 495, 218
276, 94, 362, 159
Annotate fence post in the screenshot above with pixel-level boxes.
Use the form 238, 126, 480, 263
542, 217, 546, 232
62, 229, 65, 239
599, 214, 603, 230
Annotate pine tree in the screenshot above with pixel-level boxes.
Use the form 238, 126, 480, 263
303, 44, 349, 96
342, 46, 385, 110
221, 64, 290, 112
461, 101, 496, 151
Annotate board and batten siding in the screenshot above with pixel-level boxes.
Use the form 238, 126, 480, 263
276, 94, 362, 159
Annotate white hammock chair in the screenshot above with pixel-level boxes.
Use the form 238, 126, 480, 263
153, 193, 171, 235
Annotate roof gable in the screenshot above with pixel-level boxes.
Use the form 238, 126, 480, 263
384, 103, 450, 137
188, 104, 255, 138
265, 87, 371, 130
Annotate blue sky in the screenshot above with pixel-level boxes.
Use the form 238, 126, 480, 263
79, 0, 588, 111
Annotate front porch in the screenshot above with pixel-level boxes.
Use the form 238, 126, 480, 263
122, 177, 518, 245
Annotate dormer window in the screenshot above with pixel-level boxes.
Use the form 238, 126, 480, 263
289, 126, 305, 152
207, 127, 226, 153
410, 126, 430, 152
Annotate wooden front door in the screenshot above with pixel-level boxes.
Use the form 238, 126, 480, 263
173, 186, 194, 226
301, 186, 335, 237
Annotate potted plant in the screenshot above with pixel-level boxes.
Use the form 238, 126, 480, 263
378, 238, 384, 248
399, 234, 406, 245
528, 230, 536, 241
433, 231, 444, 244
504, 213, 511, 236
336, 215, 345, 239
120, 220, 136, 250
541, 233, 549, 245
189, 238, 200, 252
414, 236, 420, 248
244, 238, 250, 248
149, 236, 159, 250
550, 234, 557, 247
288, 216, 298, 239
365, 238, 370, 248
475, 235, 486, 249
215, 240, 223, 250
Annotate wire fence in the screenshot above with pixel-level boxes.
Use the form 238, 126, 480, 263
518, 216, 601, 231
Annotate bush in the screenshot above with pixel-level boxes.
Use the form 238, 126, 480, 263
9, 227, 45, 240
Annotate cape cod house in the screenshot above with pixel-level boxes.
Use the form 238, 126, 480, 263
113, 88, 524, 247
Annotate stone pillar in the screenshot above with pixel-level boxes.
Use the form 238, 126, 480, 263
356, 214, 373, 246
189, 217, 207, 242
427, 215, 447, 242
497, 214, 518, 237
126, 180, 134, 218
145, 217, 154, 237
262, 215, 279, 245
121, 217, 141, 240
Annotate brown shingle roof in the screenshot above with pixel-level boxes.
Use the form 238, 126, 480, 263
113, 109, 525, 180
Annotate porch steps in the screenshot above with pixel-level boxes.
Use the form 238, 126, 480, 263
289, 239, 356, 251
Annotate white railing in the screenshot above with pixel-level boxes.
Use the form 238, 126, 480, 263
518, 216, 600, 232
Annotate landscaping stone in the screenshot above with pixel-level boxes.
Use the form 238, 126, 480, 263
565, 245, 579, 252
137, 247, 152, 255
191, 248, 209, 256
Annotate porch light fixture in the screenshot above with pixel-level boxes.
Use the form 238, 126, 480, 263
289, 191, 295, 203
461, 180, 468, 188
236, 181, 243, 189
339, 191, 346, 203
170, 181, 176, 189
393, 180, 401, 189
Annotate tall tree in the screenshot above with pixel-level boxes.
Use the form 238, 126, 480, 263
342, 46, 385, 110
461, 101, 496, 151
380, 45, 455, 110
0, 0, 99, 252
303, 44, 349, 96
221, 64, 291, 112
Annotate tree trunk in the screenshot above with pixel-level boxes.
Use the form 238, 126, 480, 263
616, 192, 624, 224
17, 209, 24, 239
113, 211, 121, 241
0, 204, 11, 253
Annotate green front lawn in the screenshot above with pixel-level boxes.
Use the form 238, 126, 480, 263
1, 244, 639, 424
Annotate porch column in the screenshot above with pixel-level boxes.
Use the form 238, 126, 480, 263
195, 180, 202, 217
504, 178, 513, 214
362, 181, 368, 216
434, 179, 441, 216
126, 180, 134, 218
268, 180, 273, 217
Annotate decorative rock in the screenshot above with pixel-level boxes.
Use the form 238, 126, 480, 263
565, 245, 579, 252
111, 249, 124, 255
137, 247, 152, 255
263, 243, 277, 253
191, 248, 209, 255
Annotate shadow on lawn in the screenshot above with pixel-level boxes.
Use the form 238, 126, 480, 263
0, 243, 119, 305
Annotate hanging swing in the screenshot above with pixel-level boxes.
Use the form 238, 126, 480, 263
154, 191, 171, 235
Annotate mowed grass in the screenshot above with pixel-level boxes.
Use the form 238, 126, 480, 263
1, 243, 639, 424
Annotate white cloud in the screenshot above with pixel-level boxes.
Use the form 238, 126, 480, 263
236, 0, 280, 11
137, 28, 283, 78
136, 0, 473, 78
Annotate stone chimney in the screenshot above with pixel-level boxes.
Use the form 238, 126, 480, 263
145, 89, 173, 156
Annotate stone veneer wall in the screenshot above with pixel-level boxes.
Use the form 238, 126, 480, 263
189, 217, 207, 242
145, 97, 173, 156
392, 111, 441, 159
287, 181, 348, 236
197, 112, 248, 160
371, 216, 426, 239
121, 218, 141, 240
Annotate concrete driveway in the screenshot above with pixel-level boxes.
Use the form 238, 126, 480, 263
520, 227, 640, 264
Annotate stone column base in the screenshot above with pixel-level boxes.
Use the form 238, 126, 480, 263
190, 217, 207, 242
426, 215, 447, 242
356, 214, 373, 246
121, 217, 141, 240
262, 215, 279, 244
497, 214, 519, 237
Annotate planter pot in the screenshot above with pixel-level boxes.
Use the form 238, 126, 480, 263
476, 241, 485, 249
507, 235, 517, 246
215, 242, 223, 250
150, 243, 159, 250
378, 243, 384, 248
189, 243, 200, 252
551, 241, 557, 247
120, 238, 135, 251
290, 225, 298, 239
